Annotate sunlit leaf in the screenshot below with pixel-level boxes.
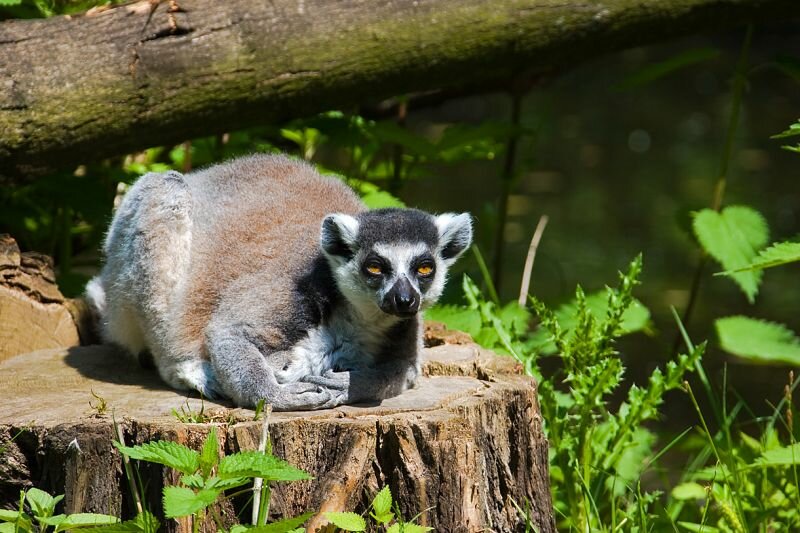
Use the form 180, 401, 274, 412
718, 241, 800, 273
693, 206, 768, 303
756, 443, 800, 466
671, 482, 707, 501
162, 487, 218, 518
716, 316, 800, 365
323, 512, 366, 531
425, 305, 481, 338
218, 452, 311, 482
114, 440, 199, 475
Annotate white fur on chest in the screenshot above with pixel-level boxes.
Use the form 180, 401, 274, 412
274, 310, 392, 384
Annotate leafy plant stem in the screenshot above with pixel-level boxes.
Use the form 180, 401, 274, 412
471, 245, 500, 305
674, 25, 753, 353
491, 89, 523, 295
684, 380, 748, 531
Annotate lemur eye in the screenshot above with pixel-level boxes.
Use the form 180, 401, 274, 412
365, 263, 383, 275
417, 263, 434, 277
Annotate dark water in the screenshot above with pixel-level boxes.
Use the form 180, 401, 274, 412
400, 25, 800, 427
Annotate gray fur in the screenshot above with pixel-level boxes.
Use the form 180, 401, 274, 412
87, 154, 472, 410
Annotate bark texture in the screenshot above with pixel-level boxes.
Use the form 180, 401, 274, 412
0, 328, 554, 532
0, 234, 83, 361
1, 0, 798, 178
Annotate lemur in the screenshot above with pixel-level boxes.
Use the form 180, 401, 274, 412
86, 154, 472, 410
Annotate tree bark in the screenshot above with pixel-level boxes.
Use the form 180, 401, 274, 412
0, 327, 553, 532
1, 0, 798, 179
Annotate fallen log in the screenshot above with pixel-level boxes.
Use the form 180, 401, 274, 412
2, 0, 799, 179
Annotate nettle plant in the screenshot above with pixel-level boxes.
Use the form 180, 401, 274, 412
430, 255, 704, 530
694, 120, 800, 366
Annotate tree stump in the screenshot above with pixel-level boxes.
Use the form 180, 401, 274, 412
0, 246, 554, 531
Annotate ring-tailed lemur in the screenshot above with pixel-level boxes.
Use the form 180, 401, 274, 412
85, 154, 472, 410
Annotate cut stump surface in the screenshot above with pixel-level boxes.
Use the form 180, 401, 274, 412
0, 331, 554, 532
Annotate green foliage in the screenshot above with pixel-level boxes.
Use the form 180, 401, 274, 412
431, 255, 705, 530
772, 119, 800, 152
0, 487, 120, 533
115, 426, 312, 530
114, 439, 200, 475
323, 486, 430, 532
324, 512, 366, 531
693, 205, 768, 302
716, 315, 800, 365
719, 240, 800, 273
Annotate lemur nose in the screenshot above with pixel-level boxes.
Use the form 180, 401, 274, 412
383, 276, 420, 317
394, 292, 417, 312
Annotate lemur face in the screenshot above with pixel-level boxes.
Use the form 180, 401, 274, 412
321, 208, 473, 318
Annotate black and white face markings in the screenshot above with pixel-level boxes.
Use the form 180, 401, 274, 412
320, 208, 474, 319
363, 242, 438, 317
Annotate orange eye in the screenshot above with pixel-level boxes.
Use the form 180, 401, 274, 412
417, 265, 434, 276
366, 264, 382, 275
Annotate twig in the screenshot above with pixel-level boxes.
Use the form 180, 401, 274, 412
518, 215, 549, 306
251, 403, 273, 525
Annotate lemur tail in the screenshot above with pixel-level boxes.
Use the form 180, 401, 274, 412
85, 276, 106, 317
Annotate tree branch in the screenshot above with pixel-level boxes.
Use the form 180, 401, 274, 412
0, 0, 797, 179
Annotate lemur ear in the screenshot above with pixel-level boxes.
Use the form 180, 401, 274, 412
434, 213, 473, 262
321, 214, 360, 259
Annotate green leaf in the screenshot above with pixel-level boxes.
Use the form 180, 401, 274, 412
677, 522, 721, 533
25, 488, 61, 518
50, 513, 119, 532
386, 524, 433, 533
199, 427, 219, 479
671, 482, 707, 501
616, 47, 720, 90
162, 487, 219, 518
0, 524, 14, 533
204, 476, 251, 491
229, 512, 313, 532
370, 485, 392, 515
716, 316, 800, 365
719, 241, 800, 273
756, 443, 800, 466
323, 512, 366, 531
180, 474, 204, 489
81, 512, 160, 533
693, 206, 768, 303
114, 440, 200, 475
0, 510, 21, 522
424, 305, 481, 338
0, 0, 23, 5
771, 119, 800, 139
370, 486, 393, 524
218, 451, 311, 482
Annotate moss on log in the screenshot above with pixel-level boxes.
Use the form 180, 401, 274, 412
1, 0, 798, 179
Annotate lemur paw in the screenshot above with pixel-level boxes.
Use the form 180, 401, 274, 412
301, 370, 350, 390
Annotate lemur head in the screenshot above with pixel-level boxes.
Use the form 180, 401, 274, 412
320, 208, 473, 318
